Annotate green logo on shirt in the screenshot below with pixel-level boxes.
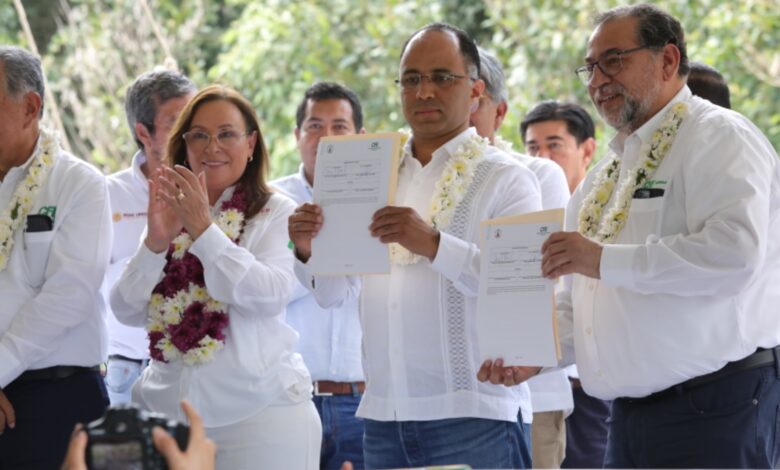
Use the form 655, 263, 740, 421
38, 206, 56, 222
643, 179, 667, 189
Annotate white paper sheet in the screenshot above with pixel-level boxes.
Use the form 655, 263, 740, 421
310, 132, 401, 274
476, 209, 564, 367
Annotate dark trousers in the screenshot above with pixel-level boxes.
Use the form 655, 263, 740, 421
0, 369, 108, 470
605, 358, 780, 468
561, 383, 611, 468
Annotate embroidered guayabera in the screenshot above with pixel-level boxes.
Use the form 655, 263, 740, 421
390, 134, 489, 264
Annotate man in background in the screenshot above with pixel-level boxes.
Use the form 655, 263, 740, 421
272, 81, 367, 469
520, 100, 611, 469
103, 69, 195, 404
687, 61, 731, 109
469, 47, 571, 469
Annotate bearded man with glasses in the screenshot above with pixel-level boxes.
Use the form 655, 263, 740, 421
289, 22, 542, 469
483, 4, 780, 468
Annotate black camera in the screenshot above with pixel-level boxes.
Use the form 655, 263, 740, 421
85, 405, 189, 470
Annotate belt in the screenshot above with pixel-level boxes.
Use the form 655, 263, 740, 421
619, 346, 779, 405
108, 354, 146, 366
313, 380, 365, 396
14, 365, 101, 383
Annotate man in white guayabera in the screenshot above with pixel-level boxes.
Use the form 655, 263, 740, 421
289, 22, 542, 469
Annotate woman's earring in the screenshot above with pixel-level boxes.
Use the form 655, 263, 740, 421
248, 154, 253, 162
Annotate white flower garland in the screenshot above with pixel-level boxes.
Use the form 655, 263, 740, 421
148, 203, 245, 366
578, 102, 688, 243
169, 208, 245, 260
0, 128, 58, 272
390, 134, 488, 264
493, 135, 514, 153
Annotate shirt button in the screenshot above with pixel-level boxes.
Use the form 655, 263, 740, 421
390, 302, 399, 310
588, 283, 595, 292
586, 327, 593, 335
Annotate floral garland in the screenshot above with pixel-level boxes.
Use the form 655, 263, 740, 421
578, 102, 688, 243
147, 187, 248, 366
493, 135, 514, 153
0, 128, 58, 272
390, 133, 488, 264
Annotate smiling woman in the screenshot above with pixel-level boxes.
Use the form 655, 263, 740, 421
109, 85, 322, 469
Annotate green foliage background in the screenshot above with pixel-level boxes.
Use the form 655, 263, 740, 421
2, 0, 778, 177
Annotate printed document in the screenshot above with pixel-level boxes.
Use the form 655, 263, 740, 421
477, 209, 564, 366
310, 132, 401, 274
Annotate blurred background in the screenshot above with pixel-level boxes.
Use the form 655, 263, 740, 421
2, 0, 778, 178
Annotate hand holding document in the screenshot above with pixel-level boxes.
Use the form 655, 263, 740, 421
477, 209, 563, 367
309, 132, 401, 274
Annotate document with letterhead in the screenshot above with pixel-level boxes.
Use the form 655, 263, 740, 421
310, 132, 401, 274
477, 209, 564, 366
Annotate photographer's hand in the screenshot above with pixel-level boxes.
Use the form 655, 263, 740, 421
152, 401, 216, 470
60, 424, 87, 470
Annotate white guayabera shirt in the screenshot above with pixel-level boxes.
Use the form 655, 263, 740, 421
296, 127, 543, 423
558, 87, 780, 400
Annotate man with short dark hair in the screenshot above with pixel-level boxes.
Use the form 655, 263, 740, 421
290, 23, 541, 468
272, 81, 366, 470
686, 61, 731, 109
520, 101, 597, 194
537, 4, 780, 467
103, 69, 195, 405
0, 45, 112, 467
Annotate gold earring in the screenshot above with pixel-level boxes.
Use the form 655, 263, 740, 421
248, 155, 253, 162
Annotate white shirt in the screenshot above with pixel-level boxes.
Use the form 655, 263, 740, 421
111, 189, 311, 427
296, 128, 542, 422
558, 86, 780, 400
0, 140, 111, 387
513, 152, 570, 211
271, 166, 364, 382
512, 152, 574, 414
103, 151, 150, 360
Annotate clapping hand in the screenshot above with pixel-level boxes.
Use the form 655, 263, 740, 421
145, 165, 212, 253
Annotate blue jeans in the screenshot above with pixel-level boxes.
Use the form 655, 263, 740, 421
104, 356, 147, 405
605, 359, 780, 468
314, 394, 365, 470
363, 417, 531, 469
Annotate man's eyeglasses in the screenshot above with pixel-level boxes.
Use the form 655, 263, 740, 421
182, 130, 251, 153
574, 45, 654, 85
395, 72, 472, 90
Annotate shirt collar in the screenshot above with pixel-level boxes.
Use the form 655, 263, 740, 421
297, 163, 313, 196
131, 150, 149, 191
609, 86, 692, 156
401, 127, 478, 167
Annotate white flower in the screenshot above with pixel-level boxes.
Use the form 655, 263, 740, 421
0, 127, 57, 275
391, 134, 487, 265
578, 103, 688, 243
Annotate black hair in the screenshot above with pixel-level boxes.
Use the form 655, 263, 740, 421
520, 101, 595, 145
294, 82, 363, 130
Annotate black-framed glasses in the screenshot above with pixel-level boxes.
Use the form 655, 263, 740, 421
182, 130, 251, 153
395, 72, 472, 90
574, 45, 654, 85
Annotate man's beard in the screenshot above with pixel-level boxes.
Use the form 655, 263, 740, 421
602, 81, 661, 133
